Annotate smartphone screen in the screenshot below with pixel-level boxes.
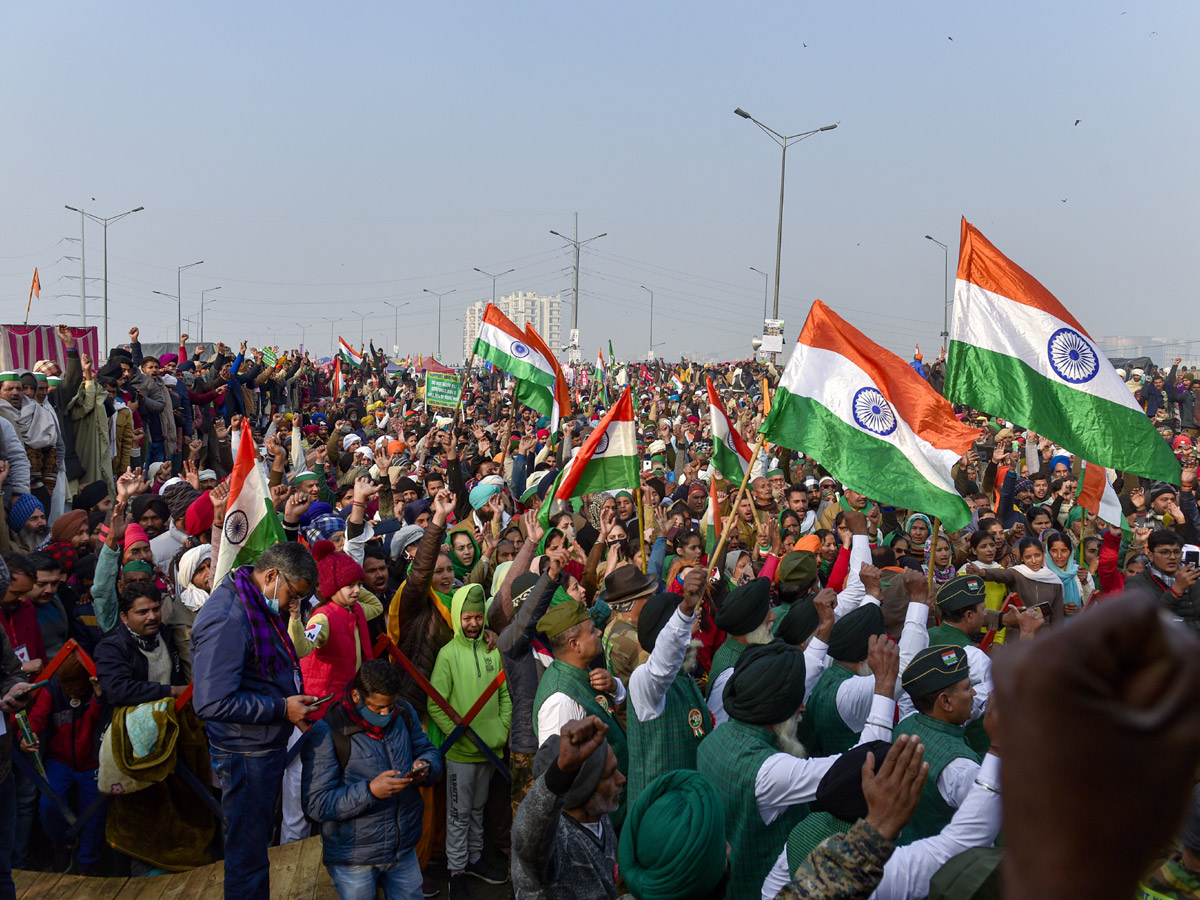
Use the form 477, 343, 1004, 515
1185, 548, 1200, 568
1034, 602, 1052, 619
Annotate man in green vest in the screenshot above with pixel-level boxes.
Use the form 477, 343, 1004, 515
626, 569, 712, 808
532, 600, 630, 827
893, 645, 982, 844
774, 548, 819, 633
697, 636, 900, 900
706, 577, 774, 727
798, 568, 932, 758
905, 574, 995, 754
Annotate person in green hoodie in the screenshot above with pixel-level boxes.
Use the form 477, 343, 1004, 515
428, 583, 512, 897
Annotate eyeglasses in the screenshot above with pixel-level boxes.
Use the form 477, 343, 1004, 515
1153, 548, 1183, 557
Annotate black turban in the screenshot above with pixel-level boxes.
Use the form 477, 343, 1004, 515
827, 602, 885, 663
637, 593, 680, 653
776, 598, 820, 647
72, 480, 110, 512
813, 740, 890, 821
533, 733, 611, 809
724, 641, 806, 726
130, 493, 170, 528
162, 481, 201, 522
713, 577, 770, 636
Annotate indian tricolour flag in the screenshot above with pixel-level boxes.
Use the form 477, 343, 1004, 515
761, 300, 978, 531
338, 337, 363, 367
707, 375, 752, 484
700, 475, 723, 559
212, 426, 288, 588
1075, 460, 1127, 532
473, 304, 557, 391
945, 217, 1179, 484
539, 387, 638, 528
518, 322, 571, 432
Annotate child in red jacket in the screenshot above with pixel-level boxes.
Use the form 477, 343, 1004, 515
21, 655, 105, 874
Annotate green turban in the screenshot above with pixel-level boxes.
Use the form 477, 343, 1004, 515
776, 598, 820, 647
618, 770, 727, 900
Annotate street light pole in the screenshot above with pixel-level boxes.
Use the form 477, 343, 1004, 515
64, 204, 143, 353
177, 260, 203, 344
924, 235, 950, 341
199, 286, 221, 342
382, 301, 411, 355
473, 267, 514, 307
550, 213, 607, 332
750, 266, 770, 320
640, 285, 654, 358
423, 289, 456, 359
733, 109, 837, 320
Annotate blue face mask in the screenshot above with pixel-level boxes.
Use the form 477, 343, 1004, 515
358, 704, 392, 728
265, 577, 280, 616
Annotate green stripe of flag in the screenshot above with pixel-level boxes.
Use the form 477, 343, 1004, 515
946, 341, 1179, 484
473, 341, 555, 387
763, 389, 971, 531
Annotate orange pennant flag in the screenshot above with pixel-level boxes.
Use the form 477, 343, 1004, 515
24, 268, 40, 324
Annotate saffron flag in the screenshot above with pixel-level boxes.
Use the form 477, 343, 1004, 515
945, 217, 1178, 484
708, 376, 753, 485
212, 426, 288, 587
760, 300, 978, 531
24, 268, 40, 322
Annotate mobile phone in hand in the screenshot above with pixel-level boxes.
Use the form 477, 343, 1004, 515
312, 694, 335, 706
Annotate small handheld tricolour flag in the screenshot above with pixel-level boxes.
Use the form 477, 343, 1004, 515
212, 427, 287, 587
760, 300, 978, 531
945, 217, 1178, 484
539, 386, 638, 529
707, 376, 752, 485
1074, 460, 1128, 532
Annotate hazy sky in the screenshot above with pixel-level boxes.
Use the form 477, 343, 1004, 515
2, 1, 1195, 364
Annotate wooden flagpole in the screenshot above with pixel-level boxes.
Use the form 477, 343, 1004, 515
926, 517, 942, 594
708, 434, 766, 581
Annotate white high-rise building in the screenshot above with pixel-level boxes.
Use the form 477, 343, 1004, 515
463, 291, 563, 363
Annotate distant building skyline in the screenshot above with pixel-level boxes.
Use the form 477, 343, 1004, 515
1099, 335, 1199, 364
463, 291, 563, 363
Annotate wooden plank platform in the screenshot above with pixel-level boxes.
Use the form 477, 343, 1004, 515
13, 836, 337, 900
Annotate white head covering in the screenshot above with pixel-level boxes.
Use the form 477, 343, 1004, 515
177, 544, 213, 612
342, 433, 362, 451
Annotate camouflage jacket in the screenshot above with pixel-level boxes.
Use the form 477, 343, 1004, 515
775, 819, 894, 900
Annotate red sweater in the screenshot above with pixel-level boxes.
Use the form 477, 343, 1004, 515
0, 600, 46, 667
27, 682, 102, 770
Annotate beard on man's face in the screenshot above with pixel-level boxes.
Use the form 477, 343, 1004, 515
771, 713, 807, 759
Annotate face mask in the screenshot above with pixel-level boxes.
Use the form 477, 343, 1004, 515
265, 576, 281, 616
358, 704, 392, 728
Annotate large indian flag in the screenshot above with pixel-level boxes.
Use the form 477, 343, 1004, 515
473, 304, 557, 389
517, 322, 571, 433
707, 376, 752, 484
539, 386, 638, 527
945, 217, 1179, 484
212, 427, 288, 587
761, 300, 978, 531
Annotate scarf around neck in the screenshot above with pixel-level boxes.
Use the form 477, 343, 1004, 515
1012, 563, 1063, 586
234, 565, 297, 678
1046, 555, 1082, 607
125, 623, 159, 653
340, 690, 396, 741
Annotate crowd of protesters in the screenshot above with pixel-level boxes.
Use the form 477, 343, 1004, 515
0, 325, 1199, 900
